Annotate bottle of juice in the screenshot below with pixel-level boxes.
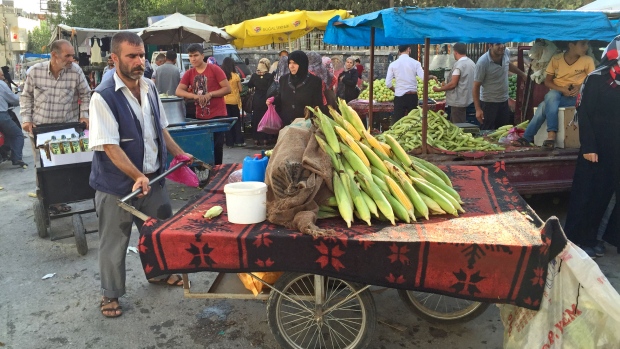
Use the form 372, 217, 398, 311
70, 133, 81, 153
79, 132, 89, 151
49, 136, 62, 155
60, 135, 71, 154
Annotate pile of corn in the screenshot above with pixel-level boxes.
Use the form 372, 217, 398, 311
377, 108, 505, 152
486, 120, 530, 141
311, 100, 465, 227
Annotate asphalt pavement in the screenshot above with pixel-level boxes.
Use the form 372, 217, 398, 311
1, 107, 619, 349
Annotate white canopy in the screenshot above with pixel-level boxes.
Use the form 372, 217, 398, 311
139, 13, 232, 45
579, 0, 620, 12
54, 24, 144, 46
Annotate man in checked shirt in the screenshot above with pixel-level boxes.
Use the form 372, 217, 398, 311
20, 39, 91, 214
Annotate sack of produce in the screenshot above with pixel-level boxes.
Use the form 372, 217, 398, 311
257, 104, 282, 134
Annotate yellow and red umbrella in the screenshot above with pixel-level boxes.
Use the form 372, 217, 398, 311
225, 10, 352, 50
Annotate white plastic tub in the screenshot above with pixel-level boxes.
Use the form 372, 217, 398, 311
223, 181, 268, 224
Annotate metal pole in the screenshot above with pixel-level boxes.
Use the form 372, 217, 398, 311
368, 27, 375, 130
422, 37, 430, 154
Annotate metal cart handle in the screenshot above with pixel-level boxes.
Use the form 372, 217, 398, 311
117, 161, 188, 220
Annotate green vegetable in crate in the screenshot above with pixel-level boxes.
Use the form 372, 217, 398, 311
358, 78, 395, 102
417, 76, 446, 100
377, 108, 505, 152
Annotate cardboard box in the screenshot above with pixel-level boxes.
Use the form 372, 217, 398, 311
36, 128, 92, 167
533, 107, 580, 149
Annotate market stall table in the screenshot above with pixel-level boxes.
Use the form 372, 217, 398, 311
139, 163, 565, 306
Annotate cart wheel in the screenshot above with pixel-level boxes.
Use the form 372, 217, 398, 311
267, 273, 376, 349
33, 200, 49, 238
397, 290, 490, 324
72, 214, 88, 256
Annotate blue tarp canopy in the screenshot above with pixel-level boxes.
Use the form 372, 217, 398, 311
324, 7, 619, 46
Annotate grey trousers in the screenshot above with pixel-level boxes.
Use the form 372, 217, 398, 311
95, 181, 173, 298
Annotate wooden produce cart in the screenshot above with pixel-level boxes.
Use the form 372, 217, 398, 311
120, 163, 567, 349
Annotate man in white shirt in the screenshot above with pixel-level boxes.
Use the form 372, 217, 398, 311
386, 45, 425, 124
89, 32, 192, 318
432, 43, 476, 124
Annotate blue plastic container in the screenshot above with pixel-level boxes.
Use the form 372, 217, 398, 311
242, 155, 269, 182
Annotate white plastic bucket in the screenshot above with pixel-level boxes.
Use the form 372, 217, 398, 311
223, 181, 268, 224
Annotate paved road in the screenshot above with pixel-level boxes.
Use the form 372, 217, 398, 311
1, 108, 618, 349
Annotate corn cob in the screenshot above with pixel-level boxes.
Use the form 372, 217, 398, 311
412, 165, 462, 204
319, 205, 338, 214
348, 173, 371, 226
339, 171, 355, 210
203, 206, 223, 219
339, 99, 366, 136
340, 142, 372, 179
328, 106, 346, 128
379, 142, 392, 157
381, 188, 411, 223
393, 169, 429, 220
384, 174, 416, 221
407, 168, 464, 213
384, 160, 412, 185
317, 112, 340, 153
335, 126, 370, 167
324, 196, 338, 207
411, 177, 458, 216
371, 173, 390, 193
359, 142, 389, 175
361, 129, 389, 157
341, 156, 356, 181
384, 134, 413, 167
357, 172, 395, 225
333, 170, 353, 227
360, 190, 379, 218
342, 119, 362, 141
418, 192, 446, 215
411, 155, 453, 187
315, 135, 342, 172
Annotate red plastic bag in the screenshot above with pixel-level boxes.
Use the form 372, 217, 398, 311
499, 127, 525, 145
166, 154, 199, 187
257, 104, 282, 135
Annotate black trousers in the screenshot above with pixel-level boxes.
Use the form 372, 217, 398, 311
392, 94, 418, 125
480, 100, 511, 130
225, 104, 244, 146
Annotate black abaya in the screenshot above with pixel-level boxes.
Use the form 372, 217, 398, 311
564, 73, 620, 248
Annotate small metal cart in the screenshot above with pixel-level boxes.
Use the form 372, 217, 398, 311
32, 122, 96, 255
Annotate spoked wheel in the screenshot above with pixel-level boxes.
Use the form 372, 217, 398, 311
267, 273, 376, 349
72, 214, 88, 256
33, 200, 49, 238
398, 290, 490, 324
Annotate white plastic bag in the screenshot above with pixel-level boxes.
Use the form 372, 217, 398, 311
499, 242, 620, 349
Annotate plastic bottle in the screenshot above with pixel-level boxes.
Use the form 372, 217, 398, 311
70, 133, 81, 153
60, 135, 71, 154
49, 136, 62, 155
79, 132, 89, 151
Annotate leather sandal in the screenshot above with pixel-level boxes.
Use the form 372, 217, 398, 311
100, 297, 123, 318
542, 139, 555, 150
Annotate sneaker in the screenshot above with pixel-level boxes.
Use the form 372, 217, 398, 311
579, 245, 597, 259
12, 160, 27, 168
593, 241, 606, 257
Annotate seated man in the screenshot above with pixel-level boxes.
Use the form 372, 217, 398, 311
514, 40, 594, 149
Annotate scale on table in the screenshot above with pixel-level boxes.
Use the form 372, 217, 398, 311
454, 122, 480, 135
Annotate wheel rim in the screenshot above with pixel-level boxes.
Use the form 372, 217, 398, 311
275, 275, 367, 349
404, 291, 484, 321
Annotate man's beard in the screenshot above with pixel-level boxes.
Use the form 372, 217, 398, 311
119, 62, 145, 80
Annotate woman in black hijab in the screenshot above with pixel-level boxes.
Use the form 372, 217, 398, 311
564, 35, 620, 257
268, 50, 325, 126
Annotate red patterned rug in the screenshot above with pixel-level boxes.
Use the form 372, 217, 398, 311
139, 163, 567, 310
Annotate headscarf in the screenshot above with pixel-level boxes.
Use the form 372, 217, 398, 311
259, 57, 271, 68
207, 56, 218, 65
257, 61, 269, 73
343, 57, 355, 71
274, 56, 290, 81
307, 51, 331, 88
288, 50, 309, 85
322, 56, 337, 89
577, 36, 620, 112
331, 56, 344, 72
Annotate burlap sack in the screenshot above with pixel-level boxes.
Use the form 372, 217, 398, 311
265, 118, 333, 235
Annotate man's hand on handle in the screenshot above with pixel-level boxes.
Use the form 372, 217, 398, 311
133, 176, 151, 198
79, 117, 90, 129
22, 122, 34, 133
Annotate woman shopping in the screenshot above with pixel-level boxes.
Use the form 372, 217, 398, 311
222, 57, 245, 147
337, 57, 360, 103
267, 51, 325, 126
247, 59, 274, 146
564, 36, 620, 257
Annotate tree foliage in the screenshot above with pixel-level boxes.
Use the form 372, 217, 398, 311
61, 0, 591, 28
27, 21, 52, 54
